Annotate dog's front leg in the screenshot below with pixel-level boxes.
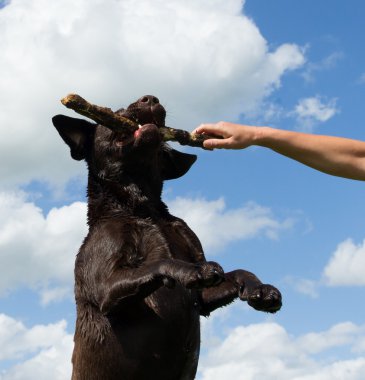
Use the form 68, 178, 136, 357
98, 259, 224, 314
199, 269, 282, 316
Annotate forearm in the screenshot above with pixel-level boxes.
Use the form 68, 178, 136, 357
255, 127, 365, 180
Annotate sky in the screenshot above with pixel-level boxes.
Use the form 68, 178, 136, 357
1, 0, 365, 379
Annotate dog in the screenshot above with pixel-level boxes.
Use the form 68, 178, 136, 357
52, 95, 282, 380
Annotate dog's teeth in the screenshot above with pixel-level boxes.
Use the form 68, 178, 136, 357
138, 124, 142, 129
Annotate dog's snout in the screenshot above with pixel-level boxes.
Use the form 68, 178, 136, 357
127, 95, 166, 127
139, 95, 160, 106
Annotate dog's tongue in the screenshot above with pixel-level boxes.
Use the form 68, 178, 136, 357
134, 127, 141, 139
133, 123, 161, 146
134, 124, 157, 139
133, 126, 142, 139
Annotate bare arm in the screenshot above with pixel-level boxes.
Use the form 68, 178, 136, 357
193, 122, 365, 181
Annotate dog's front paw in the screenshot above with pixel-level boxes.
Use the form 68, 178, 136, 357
199, 261, 225, 287
243, 284, 282, 313
185, 261, 225, 289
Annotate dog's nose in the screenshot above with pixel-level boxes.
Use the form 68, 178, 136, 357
139, 95, 160, 106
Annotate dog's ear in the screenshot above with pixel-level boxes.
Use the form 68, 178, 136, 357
52, 115, 95, 161
161, 147, 197, 180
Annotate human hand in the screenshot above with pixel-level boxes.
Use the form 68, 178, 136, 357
193, 122, 259, 150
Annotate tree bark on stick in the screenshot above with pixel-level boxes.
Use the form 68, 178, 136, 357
61, 94, 217, 149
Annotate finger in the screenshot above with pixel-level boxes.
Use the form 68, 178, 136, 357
194, 123, 224, 136
203, 138, 232, 149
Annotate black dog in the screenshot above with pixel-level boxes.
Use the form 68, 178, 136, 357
52, 95, 282, 380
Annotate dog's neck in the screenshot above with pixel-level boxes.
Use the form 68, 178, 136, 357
86, 171, 169, 225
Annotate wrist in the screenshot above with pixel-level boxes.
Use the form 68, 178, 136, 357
252, 126, 272, 147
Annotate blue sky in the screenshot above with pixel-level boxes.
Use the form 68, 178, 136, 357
1, 0, 365, 379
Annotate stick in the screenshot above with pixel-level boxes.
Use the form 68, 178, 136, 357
60, 94, 218, 149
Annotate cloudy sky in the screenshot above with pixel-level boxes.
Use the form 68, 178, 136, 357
1, 0, 365, 378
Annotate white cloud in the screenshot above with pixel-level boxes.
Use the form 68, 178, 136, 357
285, 276, 319, 299
296, 322, 362, 355
198, 320, 365, 380
288, 237, 365, 293
39, 286, 72, 306
323, 238, 365, 287
0, 314, 69, 361
0, 314, 73, 380
167, 197, 293, 253
293, 96, 338, 131
0, 0, 304, 187
0, 191, 87, 300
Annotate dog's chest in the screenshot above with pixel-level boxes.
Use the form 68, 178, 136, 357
157, 219, 200, 261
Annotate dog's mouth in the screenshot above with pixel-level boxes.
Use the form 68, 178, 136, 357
115, 123, 160, 148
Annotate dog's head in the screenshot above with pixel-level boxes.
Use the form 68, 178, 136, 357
52, 95, 197, 182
